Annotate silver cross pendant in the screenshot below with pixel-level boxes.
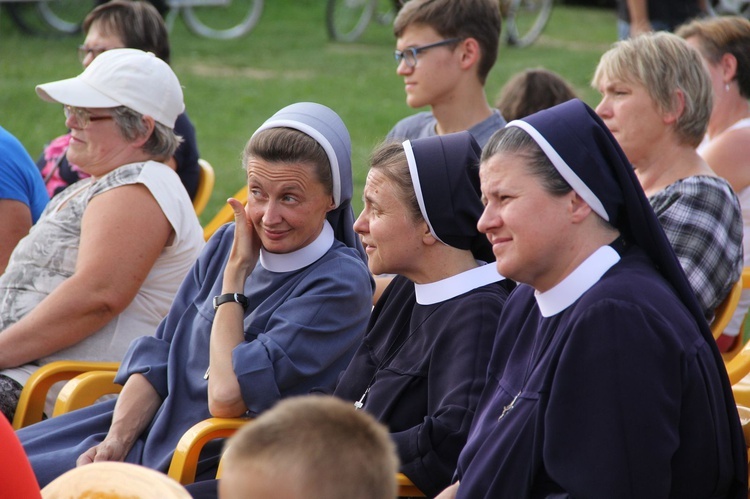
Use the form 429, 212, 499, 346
498, 392, 520, 421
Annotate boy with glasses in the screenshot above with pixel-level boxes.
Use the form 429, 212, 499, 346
387, 0, 505, 148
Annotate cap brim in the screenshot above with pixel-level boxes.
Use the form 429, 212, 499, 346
36, 76, 121, 108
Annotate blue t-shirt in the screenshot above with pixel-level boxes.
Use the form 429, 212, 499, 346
0, 125, 49, 222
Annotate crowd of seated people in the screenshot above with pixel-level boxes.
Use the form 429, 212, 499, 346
4, 0, 750, 498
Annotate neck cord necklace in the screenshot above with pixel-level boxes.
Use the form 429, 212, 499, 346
354, 302, 442, 410
498, 325, 556, 421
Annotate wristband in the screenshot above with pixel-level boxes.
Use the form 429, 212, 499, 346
212, 293, 249, 311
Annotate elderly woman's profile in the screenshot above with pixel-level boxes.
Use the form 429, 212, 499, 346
0, 48, 204, 421
593, 32, 743, 329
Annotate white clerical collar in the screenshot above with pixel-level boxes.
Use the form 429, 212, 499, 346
259, 221, 334, 273
415, 263, 505, 305
535, 245, 620, 317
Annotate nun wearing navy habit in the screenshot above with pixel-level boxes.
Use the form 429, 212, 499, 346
333, 131, 514, 497
438, 99, 747, 498
18, 102, 374, 488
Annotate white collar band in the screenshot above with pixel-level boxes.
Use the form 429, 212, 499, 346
535, 245, 620, 317
259, 220, 334, 273
415, 263, 504, 305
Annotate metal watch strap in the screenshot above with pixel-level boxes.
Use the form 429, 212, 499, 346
213, 292, 249, 311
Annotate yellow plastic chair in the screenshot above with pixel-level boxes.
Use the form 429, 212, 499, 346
712, 278, 743, 340
719, 269, 750, 390
193, 159, 216, 217
12, 361, 120, 430
202, 185, 247, 241
167, 417, 426, 497
18, 369, 425, 496
167, 417, 249, 484
726, 339, 750, 387
52, 370, 121, 417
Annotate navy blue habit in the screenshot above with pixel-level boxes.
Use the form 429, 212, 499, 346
453, 100, 747, 498
333, 132, 514, 496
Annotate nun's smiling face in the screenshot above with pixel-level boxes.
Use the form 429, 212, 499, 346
478, 152, 578, 292
355, 169, 428, 279
594, 75, 670, 167
246, 158, 335, 254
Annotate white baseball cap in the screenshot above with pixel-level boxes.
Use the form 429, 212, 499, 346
36, 48, 184, 129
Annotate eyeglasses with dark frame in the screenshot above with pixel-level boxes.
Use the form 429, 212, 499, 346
77, 45, 115, 64
63, 105, 114, 129
393, 38, 462, 68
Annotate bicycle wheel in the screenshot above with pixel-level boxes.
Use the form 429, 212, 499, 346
5, 2, 46, 35
326, 0, 378, 43
504, 0, 553, 48
37, 0, 94, 34
181, 0, 263, 40
5, 0, 87, 36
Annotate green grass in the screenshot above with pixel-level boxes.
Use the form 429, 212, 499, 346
0, 0, 617, 222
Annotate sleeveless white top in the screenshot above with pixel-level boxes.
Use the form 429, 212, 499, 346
0, 161, 205, 406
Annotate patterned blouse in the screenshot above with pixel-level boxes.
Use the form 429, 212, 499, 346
649, 175, 743, 320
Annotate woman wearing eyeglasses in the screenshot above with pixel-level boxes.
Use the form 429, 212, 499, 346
37, 0, 200, 201
0, 49, 204, 422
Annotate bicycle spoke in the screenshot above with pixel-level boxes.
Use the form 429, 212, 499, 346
326, 0, 378, 42
505, 0, 553, 48
181, 0, 263, 40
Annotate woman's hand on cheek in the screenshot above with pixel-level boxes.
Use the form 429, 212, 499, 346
224, 198, 261, 289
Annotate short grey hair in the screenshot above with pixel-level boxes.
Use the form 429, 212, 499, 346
112, 106, 182, 161
592, 32, 712, 148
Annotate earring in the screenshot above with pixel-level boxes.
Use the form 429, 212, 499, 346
725, 82, 730, 92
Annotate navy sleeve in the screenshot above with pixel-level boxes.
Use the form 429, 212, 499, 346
233, 256, 372, 415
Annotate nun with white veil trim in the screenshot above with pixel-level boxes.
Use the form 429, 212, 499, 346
332, 131, 514, 497
437, 99, 747, 499
19, 102, 374, 489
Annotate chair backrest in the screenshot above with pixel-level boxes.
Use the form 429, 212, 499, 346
12, 361, 120, 430
202, 185, 248, 241
52, 370, 122, 417
712, 278, 743, 339
193, 159, 216, 217
168, 417, 426, 497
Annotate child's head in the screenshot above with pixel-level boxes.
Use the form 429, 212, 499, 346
393, 0, 501, 84
495, 68, 578, 121
218, 396, 399, 499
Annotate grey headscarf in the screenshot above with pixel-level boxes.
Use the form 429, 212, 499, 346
253, 102, 366, 263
